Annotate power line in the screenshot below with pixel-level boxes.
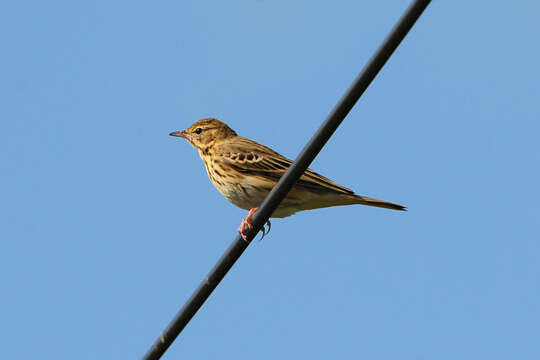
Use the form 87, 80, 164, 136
143, 1, 431, 358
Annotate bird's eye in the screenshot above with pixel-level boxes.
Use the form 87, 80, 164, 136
194, 128, 203, 134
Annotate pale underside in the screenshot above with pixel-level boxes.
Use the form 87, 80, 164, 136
198, 136, 372, 218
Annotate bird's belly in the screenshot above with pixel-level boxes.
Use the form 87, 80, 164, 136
215, 178, 309, 218
217, 180, 270, 211
204, 161, 310, 217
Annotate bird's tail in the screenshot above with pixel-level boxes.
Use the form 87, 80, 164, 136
344, 194, 406, 211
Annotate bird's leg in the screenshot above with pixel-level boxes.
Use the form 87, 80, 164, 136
238, 208, 257, 241
238, 208, 272, 241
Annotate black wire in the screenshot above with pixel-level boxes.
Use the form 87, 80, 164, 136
143, 1, 431, 358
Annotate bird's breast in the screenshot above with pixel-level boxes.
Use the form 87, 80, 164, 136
199, 153, 269, 210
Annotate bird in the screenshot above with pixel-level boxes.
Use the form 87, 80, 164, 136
170, 118, 405, 240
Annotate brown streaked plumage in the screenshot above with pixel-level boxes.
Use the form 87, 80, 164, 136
170, 118, 405, 239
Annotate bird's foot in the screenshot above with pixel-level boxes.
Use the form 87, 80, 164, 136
259, 219, 271, 242
238, 208, 257, 241
238, 207, 272, 241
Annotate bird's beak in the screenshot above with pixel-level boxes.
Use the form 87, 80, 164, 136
169, 130, 187, 139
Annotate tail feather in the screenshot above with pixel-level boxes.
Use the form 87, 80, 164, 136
347, 194, 406, 211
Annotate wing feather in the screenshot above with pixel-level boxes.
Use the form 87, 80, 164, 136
214, 137, 354, 195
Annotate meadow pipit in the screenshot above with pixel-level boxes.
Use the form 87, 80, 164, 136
170, 118, 405, 240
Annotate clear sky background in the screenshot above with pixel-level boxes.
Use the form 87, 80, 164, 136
1, 1, 539, 359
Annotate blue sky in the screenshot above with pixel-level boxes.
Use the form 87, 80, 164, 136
1, 1, 539, 359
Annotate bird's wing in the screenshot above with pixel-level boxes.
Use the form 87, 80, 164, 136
214, 137, 354, 195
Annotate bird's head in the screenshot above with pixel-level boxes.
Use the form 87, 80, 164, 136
170, 118, 237, 150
